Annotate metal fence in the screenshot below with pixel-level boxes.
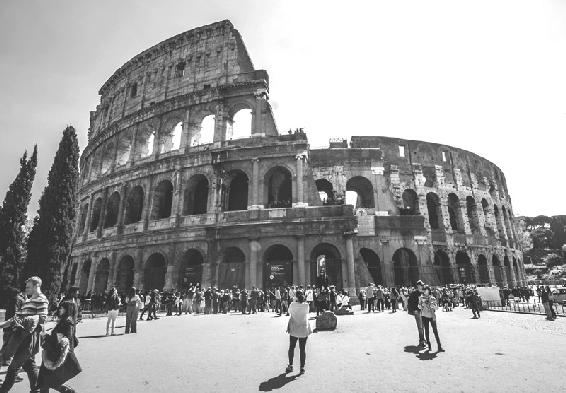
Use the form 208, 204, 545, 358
483, 300, 565, 316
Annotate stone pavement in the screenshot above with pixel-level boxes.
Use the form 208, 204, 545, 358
5, 307, 566, 393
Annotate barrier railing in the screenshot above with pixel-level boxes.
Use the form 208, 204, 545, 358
483, 300, 565, 316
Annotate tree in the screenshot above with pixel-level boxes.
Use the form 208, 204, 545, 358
0, 146, 37, 313
23, 126, 79, 297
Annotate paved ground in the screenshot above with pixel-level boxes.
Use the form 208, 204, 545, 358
5, 307, 566, 393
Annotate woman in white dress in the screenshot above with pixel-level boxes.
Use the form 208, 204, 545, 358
286, 291, 312, 374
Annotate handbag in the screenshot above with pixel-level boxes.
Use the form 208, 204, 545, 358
39, 351, 82, 388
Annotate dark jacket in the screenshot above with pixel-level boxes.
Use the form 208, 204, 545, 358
407, 290, 422, 314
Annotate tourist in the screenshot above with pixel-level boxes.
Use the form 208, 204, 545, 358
250, 287, 259, 314
418, 286, 444, 352
305, 286, 314, 312
282, 287, 290, 316
366, 283, 375, 313
407, 281, 426, 348
105, 287, 120, 336
375, 286, 384, 312
240, 288, 248, 314
470, 290, 482, 319
541, 286, 553, 321
358, 288, 366, 310
274, 287, 282, 315
0, 276, 49, 393
38, 300, 81, 393
400, 287, 409, 311
390, 287, 399, 313
285, 291, 312, 374
125, 287, 142, 334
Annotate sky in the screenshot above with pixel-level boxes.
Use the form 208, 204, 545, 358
1, 0, 565, 218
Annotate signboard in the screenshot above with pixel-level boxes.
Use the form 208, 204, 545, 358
476, 286, 502, 307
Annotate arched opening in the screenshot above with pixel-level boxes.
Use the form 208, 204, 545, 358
466, 196, 480, 234
89, 197, 103, 232
447, 193, 462, 231
192, 114, 215, 146
492, 255, 504, 287
360, 248, 383, 285
116, 129, 132, 166
100, 141, 115, 174
94, 258, 110, 294
144, 253, 167, 291
433, 250, 451, 285
183, 175, 209, 215
493, 205, 506, 241
117, 256, 134, 294
178, 249, 204, 290
456, 251, 474, 284
310, 243, 343, 289
230, 108, 252, 140
265, 166, 292, 208
218, 247, 245, 289
103, 191, 121, 228
124, 186, 144, 224
481, 199, 492, 233
78, 204, 88, 234
504, 256, 513, 287
79, 260, 91, 295
263, 245, 294, 289
502, 207, 514, 243
513, 257, 519, 284
393, 248, 419, 286
346, 176, 374, 208
400, 189, 419, 215
225, 171, 249, 211
426, 192, 443, 229
489, 182, 497, 200
159, 121, 182, 153
151, 180, 173, 220
70, 263, 78, 286
315, 179, 335, 205
136, 126, 155, 159
89, 150, 103, 179
477, 254, 490, 284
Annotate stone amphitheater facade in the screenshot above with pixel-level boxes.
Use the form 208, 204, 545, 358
68, 20, 525, 295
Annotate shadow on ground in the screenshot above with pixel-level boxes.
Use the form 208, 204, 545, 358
258, 372, 299, 391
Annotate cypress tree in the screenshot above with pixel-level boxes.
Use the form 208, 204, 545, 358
24, 126, 79, 297
0, 146, 37, 313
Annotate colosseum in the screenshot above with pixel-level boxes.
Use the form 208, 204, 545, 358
68, 20, 525, 296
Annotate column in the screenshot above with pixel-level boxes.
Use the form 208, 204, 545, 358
250, 158, 261, 209
97, 188, 109, 238
297, 236, 306, 287
106, 252, 118, 290
143, 178, 153, 230
249, 239, 260, 288
82, 194, 93, 241
86, 257, 97, 294
294, 154, 305, 207
127, 126, 138, 167
345, 235, 356, 290
134, 248, 144, 289
459, 200, 472, 235
117, 183, 128, 235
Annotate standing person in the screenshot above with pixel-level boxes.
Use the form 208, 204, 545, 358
358, 288, 366, 311
240, 288, 248, 314
0, 276, 49, 393
38, 300, 81, 393
105, 288, 120, 336
366, 284, 375, 313
305, 286, 314, 313
285, 291, 312, 374
274, 287, 282, 316
400, 287, 409, 311
418, 286, 444, 352
407, 281, 426, 349
541, 286, 553, 321
375, 286, 384, 312
390, 287, 399, 313
125, 287, 142, 334
250, 287, 259, 314
470, 290, 482, 319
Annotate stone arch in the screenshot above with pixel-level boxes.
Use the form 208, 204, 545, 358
136, 122, 156, 159
493, 205, 505, 241
125, 186, 144, 224
178, 249, 204, 290
218, 247, 246, 289
159, 120, 182, 153
401, 189, 419, 215
346, 176, 374, 208
78, 203, 88, 234
456, 251, 474, 284
264, 166, 293, 208
426, 192, 443, 230
433, 250, 451, 285
79, 259, 91, 295
225, 170, 249, 211
116, 129, 133, 166
183, 174, 209, 215
263, 244, 294, 289
151, 179, 174, 219
192, 114, 215, 146
360, 248, 383, 285
70, 263, 78, 286
103, 191, 121, 228
100, 140, 115, 174
492, 255, 504, 287
89, 197, 103, 232
310, 243, 343, 289
477, 254, 490, 284
89, 149, 103, 179
144, 253, 167, 291
513, 257, 520, 285
504, 255, 513, 287
466, 196, 480, 234
229, 108, 253, 140
117, 255, 135, 294
447, 193, 462, 231
502, 207, 514, 243
94, 258, 110, 294
393, 248, 419, 286
315, 179, 335, 204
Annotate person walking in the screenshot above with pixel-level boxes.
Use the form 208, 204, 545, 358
407, 281, 426, 348
418, 286, 444, 352
285, 291, 312, 374
125, 287, 142, 334
366, 284, 375, 313
390, 287, 399, 313
105, 288, 120, 336
38, 300, 81, 393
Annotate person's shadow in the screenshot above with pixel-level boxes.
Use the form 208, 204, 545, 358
258, 372, 299, 391
404, 345, 439, 360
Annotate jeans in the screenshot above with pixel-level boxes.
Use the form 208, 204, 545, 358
367, 298, 374, 312
106, 309, 118, 333
0, 332, 39, 393
376, 298, 384, 311
125, 307, 138, 333
288, 336, 307, 368
414, 310, 425, 345
421, 316, 441, 349
275, 299, 282, 315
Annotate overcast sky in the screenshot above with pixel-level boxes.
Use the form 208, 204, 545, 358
1, 0, 565, 217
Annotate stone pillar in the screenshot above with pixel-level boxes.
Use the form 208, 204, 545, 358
82, 194, 93, 241
250, 158, 261, 209
245, 259, 251, 289
294, 155, 304, 207
459, 200, 472, 235
448, 251, 459, 283
135, 248, 144, 289
172, 169, 183, 225
86, 258, 97, 294
97, 189, 109, 238
127, 126, 138, 166
107, 252, 118, 290
249, 239, 260, 288
143, 178, 153, 230
180, 109, 191, 151
165, 265, 174, 290
117, 184, 128, 235
297, 236, 306, 287
345, 235, 356, 290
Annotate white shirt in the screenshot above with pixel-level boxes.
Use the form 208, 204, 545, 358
306, 289, 314, 302
288, 302, 312, 338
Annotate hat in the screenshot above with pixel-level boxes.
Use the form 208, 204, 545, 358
416, 280, 425, 286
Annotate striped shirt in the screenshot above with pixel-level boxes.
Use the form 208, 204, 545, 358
18, 293, 49, 317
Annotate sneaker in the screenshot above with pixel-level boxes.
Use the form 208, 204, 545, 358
438, 347, 445, 352
300, 367, 305, 374
285, 364, 293, 373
